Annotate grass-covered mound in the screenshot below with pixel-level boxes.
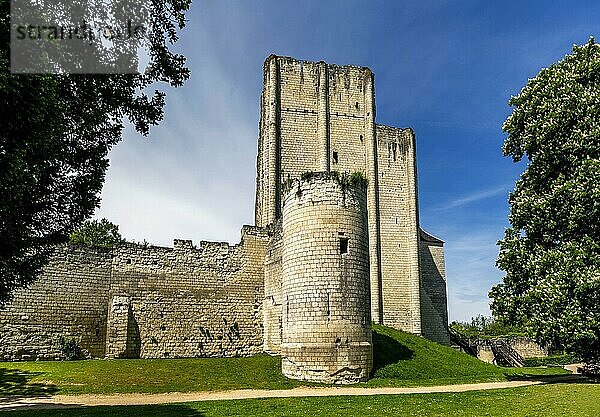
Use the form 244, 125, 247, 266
368, 325, 565, 386
0, 325, 567, 396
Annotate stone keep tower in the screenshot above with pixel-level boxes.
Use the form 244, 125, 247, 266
280, 174, 372, 383
256, 55, 449, 345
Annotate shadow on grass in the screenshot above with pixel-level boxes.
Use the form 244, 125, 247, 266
0, 368, 58, 399
1, 404, 206, 416
504, 372, 597, 384
372, 330, 414, 374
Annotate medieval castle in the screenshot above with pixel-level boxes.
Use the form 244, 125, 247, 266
0, 56, 449, 384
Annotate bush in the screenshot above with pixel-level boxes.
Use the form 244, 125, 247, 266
300, 171, 315, 181
450, 315, 526, 339
69, 218, 123, 248
580, 362, 600, 377
350, 171, 368, 188
523, 354, 580, 367
60, 337, 83, 361
296, 170, 368, 190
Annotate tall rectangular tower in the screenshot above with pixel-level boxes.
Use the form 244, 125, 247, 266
255, 55, 448, 342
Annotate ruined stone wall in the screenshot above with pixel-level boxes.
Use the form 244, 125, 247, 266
475, 337, 547, 364
327, 65, 369, 175
508, 337, 548, 358
280, 174, 372, 384
477, 344, 496, 364
0, 227, 270, 361
419, 230, 450, 345
108, 226, 269, 359
0, 246, 112, 361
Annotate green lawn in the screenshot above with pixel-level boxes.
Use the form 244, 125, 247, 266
368, 325, 567, 386
3, 384, 599, 417
0, 325, 568, 396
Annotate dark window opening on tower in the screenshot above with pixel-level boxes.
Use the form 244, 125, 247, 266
333, 151, 339, 164
339, 237, 349, 255
355, 101, 359, 109
359, 134, 363, 142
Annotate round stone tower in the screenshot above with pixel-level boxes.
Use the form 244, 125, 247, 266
280, 172, 372, 384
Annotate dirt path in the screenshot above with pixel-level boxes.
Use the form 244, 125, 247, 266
0, 380, 552, 411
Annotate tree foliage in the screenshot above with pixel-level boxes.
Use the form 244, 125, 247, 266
450, 315, 525, 340
0, 0, 190, 303
69, 218, 123, 248
490, 39, 600, 365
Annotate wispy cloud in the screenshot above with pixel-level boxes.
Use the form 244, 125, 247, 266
437, 185, 508, 210
441, 227, 505, 322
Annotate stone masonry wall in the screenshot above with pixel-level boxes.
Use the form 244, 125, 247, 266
0, 246, 112, 360
419, 230, 450, 345
107, 226, 270, 359
509, 337, 548, 358
2, 55, 449, 363
476, 337, 548, 364
0, 226, 270, 360
255, 56, 373, 228
280, 174, 372, 384
376, 125, 422, 333
263, 221, 283, 354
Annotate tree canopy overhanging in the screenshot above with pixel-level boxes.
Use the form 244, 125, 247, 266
0, 0, 190, 304
490, 38, 600, 367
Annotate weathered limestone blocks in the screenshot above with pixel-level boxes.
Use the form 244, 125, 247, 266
263, 221, 283, 354
106, 294, 141, 359
1, 55, 450, 368
0, 245, 111, 361
419, 229, 450, 345
0, 226, 270, 361
280, 173, 372, 384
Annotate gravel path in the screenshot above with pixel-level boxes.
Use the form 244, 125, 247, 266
0, 380, 547, 411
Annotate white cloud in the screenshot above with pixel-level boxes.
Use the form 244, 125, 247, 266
437, 185, 508, 211
93, 5, 260, 247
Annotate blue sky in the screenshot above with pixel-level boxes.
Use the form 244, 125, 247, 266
94, 0, 600, 322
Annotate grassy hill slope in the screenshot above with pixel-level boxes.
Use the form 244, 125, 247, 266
368, 324, 564, 386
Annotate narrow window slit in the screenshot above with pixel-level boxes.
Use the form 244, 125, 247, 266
339, 237, 349, 255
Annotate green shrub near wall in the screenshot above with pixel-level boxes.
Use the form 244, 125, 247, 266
523, 354, 580, 367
